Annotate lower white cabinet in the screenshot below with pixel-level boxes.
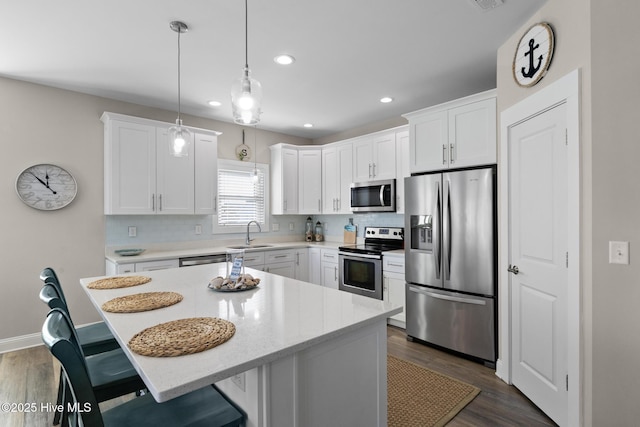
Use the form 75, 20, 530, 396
266, 261, 295, 278
383, 254, 406, 328
105, 258, 179, 275
294, 249, 309, 282
308, 248, 321, 285
320, 249, 339, 289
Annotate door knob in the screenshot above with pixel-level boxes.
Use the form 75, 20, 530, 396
507, 264, 520, 275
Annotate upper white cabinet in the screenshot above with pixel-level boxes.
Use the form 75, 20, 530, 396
352, 130, 396, 182
322, 142, 353, 214
297, 147, 322, 215
271, 144, 322, 215
403, 90, 496, 173
270, 144, 299, 215
394, 128, 410, 214
102, 112, 220, 215
194, 133, 218, 215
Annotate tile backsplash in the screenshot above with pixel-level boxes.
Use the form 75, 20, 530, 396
105, 213, 404, 246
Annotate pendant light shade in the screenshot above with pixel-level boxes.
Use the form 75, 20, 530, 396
231, 0, 262, 125
168, 21, 192, 157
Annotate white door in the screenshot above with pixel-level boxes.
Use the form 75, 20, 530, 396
509, 103, 568, 425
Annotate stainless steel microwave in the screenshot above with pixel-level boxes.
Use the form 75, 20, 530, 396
350, 179, 396, 212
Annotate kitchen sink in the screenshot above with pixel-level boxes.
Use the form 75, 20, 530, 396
227, 244, 273, 249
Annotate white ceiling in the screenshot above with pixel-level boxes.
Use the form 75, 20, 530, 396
1, 0, 545, 139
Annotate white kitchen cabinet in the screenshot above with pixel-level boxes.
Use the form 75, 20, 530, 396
105, 258, 179, 275
294, 249, 309, 282
102, 112, 220, 215
297, 148, 322, 214
394, 128, 410, 214
352, 130, 396, 182
320, 248, 339, 289
243, 251, 266, 269
194, 133, 218, 215
308, 247, 321, 285
403, 90, 496, 174
383, 254, 405, 328
322, 142, 352, 214
270, 144, 299, 214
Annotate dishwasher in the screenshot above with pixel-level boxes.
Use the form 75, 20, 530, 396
178, 253, 226, 267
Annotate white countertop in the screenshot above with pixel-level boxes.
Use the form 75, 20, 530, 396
80, 264, 402, 402
106, 240, 344, 263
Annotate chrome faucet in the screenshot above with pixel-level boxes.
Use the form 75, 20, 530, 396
245, 221, 262, 246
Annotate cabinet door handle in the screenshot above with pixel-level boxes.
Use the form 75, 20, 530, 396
372, 162, 376, 177
334, 266, 338, 281
442, 144, 447, 165
152, 194, 155, 211
296, 253, 300, 265
274, 255, 287, 259
368, 163, 372, 178
159, 194, 163, 211
284, 200, 287, 211
213, 195, 217, 214
450, 144, 455, 164
387, 262, 404, 268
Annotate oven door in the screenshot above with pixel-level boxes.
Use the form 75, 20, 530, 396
338, 253, 383, 300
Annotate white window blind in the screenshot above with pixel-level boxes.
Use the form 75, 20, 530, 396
216, 161, 268, 229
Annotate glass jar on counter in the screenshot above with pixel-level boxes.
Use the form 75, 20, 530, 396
314, 221, 324, 242
305, 217, 313, 242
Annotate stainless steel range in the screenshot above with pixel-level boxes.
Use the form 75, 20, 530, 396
338, 226, 404, 300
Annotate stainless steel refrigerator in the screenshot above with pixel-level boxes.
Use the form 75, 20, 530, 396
404, 166, 496, 364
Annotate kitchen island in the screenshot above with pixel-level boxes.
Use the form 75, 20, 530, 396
80, 263, 401, 427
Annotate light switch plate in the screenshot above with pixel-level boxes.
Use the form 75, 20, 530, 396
195, 224, 202, 235
609, 241, 630, 265
128, 226, 137, 237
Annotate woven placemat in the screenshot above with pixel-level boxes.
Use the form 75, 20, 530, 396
87, 275, 151, 290
102, 292, 183, 313
128, 317, 235, 357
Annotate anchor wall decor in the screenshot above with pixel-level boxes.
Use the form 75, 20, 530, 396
512, 22, 555, 88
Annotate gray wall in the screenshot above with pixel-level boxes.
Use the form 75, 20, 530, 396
0, 76, 309, 340
498, 0, 640, 424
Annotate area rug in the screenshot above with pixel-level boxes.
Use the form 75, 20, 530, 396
388, 355, 480, 427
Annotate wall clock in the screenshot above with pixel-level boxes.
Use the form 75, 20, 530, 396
513, 22, 555, 87
15, 164, 78, 210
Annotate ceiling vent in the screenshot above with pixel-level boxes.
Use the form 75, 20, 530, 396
469, 0, 504, 12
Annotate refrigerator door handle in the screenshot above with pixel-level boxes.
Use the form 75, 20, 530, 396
409, 286, 487, 306
444, 180, 452, 280
434, 181, 441, 279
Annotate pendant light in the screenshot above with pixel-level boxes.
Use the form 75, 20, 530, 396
168, 21, 192, 157
231, 0, 262, 125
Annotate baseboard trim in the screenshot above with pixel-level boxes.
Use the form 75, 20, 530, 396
0, 332, 43, 354
0, 321, 103, 354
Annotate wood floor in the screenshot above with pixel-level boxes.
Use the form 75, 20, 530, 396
387, 326, 556, 426
1, 326, 556, 426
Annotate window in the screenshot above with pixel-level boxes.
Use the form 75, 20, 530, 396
213, 159, 269, 234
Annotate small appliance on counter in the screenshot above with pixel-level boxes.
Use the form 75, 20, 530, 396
305, 217, 314, 242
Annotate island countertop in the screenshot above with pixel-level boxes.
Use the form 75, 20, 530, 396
80, 263, 401, 403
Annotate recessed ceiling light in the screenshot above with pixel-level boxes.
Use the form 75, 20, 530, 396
380, 97, 394, 103
208, 100, 222, 107
274, 54, 295, 65
303, 123, 313, 128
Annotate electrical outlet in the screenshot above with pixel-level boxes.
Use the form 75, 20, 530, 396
128, 226, 137, 237
289, 222, 295, 231
195, 224, 202, 235
272, 223, 280, 231
231, 372, 245, 391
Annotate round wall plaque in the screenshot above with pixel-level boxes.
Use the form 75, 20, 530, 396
513, 22, 555, 88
